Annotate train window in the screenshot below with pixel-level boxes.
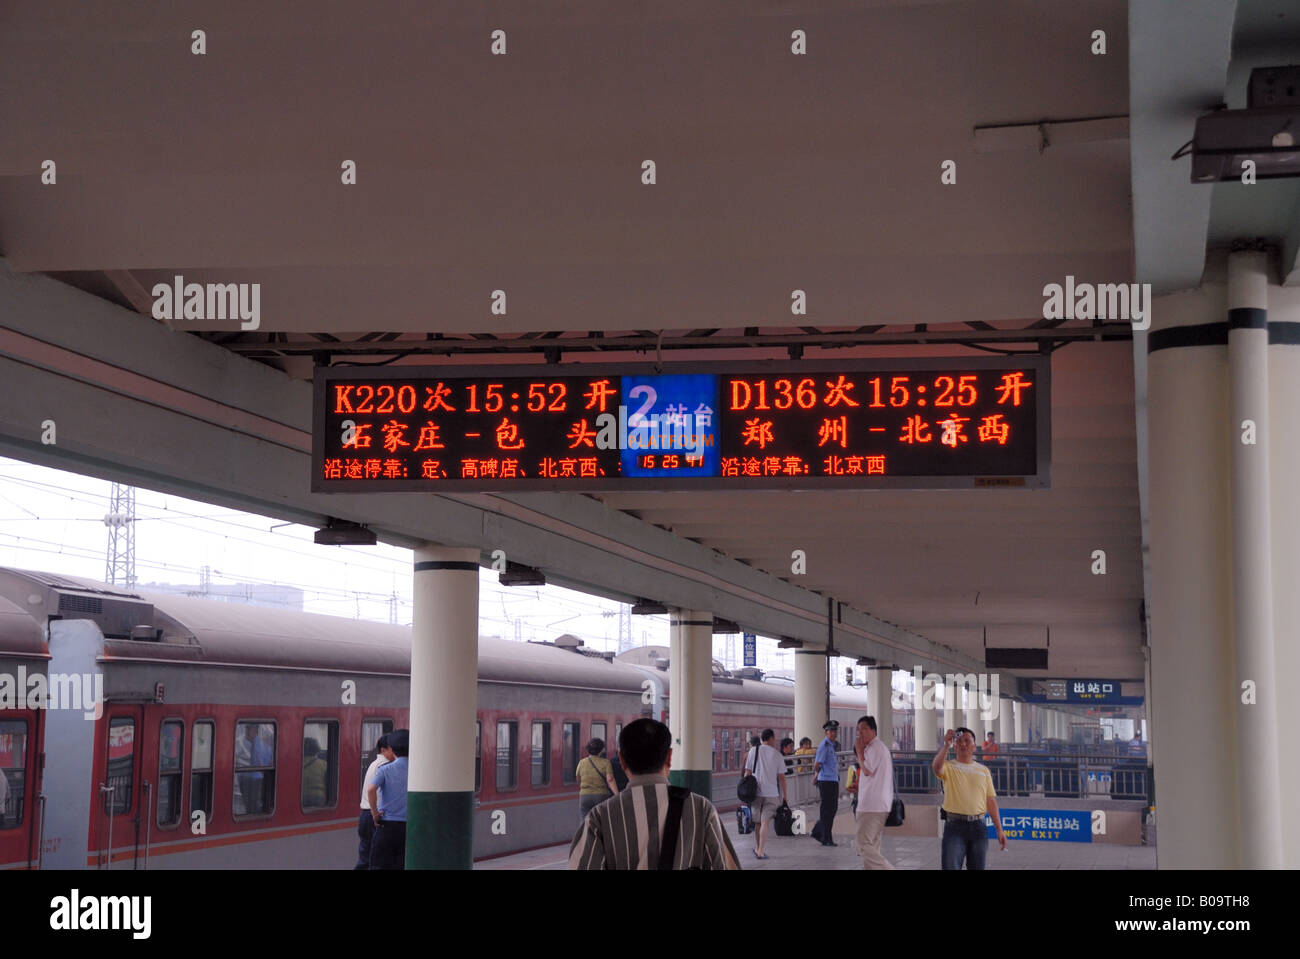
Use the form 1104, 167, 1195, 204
496, 721, 518, 790
531, 721, 551, 787
615, 722, 623, 753
475, 721, 481, 791
190, 721, 214, 820
0, 720, 27, 828
734, 729, 742, 770
103, 718, 135, 816
233, 721, 276, 817
722, 729, 730, 770
712, 729, 718, 772
157, 720, 184, 828
302, 721, 339, 811
360, 720, 393, 796
561, 722, 580, 785
592, 722, 607, 752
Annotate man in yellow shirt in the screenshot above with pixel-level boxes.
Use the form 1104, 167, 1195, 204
932, 727, 1007, 869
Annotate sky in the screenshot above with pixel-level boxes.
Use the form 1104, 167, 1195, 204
0, 455, 845, 682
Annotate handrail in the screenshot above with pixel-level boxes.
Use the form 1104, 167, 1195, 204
36, 793, 46, 870
731, 749, 1149, 804
141, 781, 152, 871
885, 750, 1150, 801
98, 783, 113, 869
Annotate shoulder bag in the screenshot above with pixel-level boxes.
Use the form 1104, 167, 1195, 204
737, 746, 760, 803
658, 785, 692, 870
584, 756, 613, 794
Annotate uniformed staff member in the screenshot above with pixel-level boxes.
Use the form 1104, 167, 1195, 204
811, 720, 841, 846
367, 729, 409, 870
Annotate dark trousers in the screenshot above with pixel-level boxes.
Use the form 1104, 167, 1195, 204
813, 780, 838, 842
941, 819, 988, 870
355, 810, 375, 869
370, 820, 407, 870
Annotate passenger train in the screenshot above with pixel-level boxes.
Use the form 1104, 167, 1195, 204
0, 566, 894, 869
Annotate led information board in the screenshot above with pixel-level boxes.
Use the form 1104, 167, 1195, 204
312, 356, 1049, 492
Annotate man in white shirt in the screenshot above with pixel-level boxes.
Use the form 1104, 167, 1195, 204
355, 734, 393, 869
853, 715, 895, 870
743, 728, 788, 860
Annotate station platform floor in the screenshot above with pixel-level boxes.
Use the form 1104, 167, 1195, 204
476, 798, 1158, 870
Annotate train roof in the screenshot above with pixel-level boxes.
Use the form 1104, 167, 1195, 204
0, 593, 45, 659
0, 567, 648, 689
0, 567, 862, 703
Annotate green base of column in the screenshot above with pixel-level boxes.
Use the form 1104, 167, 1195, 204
668, 768, 712, 799
406, 790, 474, 869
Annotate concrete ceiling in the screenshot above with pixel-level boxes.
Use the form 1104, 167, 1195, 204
1130, 0, 1300, 290
2, 0, 1130, 335
0, 1, 1147, 681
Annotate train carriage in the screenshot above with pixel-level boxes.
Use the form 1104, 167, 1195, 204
0, 593, 45, 869
0, 566, 891, 868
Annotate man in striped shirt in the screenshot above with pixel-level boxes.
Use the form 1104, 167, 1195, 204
569, 719, 741, 870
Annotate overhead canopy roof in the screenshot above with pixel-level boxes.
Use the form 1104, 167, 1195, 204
0, 0, 1155, 683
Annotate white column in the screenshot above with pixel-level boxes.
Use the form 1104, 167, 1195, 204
997, 696, 1015, 745
795, 650, 829, 750
669, 610, 714, 796
1228, 250, 1283, 868
1148, 278, 1238, 867
1142, 650, 1154, 754
941, 682, 957, 740
1269, 279, 1300, 867
408, 545, 480, 869
867, 667, 894, 748
913, 674, 938, 753
1013, 701, 1026, 744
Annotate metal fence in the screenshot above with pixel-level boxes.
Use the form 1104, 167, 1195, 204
774, 749, 1150, 803
887, 750, 1150, 801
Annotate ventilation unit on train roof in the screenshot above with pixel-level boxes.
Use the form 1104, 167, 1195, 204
54, 591, 158, 640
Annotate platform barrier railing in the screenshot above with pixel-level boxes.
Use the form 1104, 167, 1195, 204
880, 749, 1150, 801
732, 748, 1149, 805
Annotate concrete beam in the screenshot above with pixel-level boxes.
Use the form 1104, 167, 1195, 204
1129, 0, 1237, 293
0, 262, 985, 674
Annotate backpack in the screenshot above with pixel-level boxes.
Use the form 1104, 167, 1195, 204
736, 804, 754, 835
737, 747, 760, 803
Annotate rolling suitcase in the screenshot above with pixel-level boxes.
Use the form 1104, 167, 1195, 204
736, 804, 754, 835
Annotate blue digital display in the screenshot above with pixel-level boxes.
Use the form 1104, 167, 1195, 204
619, 374, 721, 478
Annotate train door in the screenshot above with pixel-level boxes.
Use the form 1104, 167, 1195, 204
0, 709, 40, 868
98, 707, 143, 868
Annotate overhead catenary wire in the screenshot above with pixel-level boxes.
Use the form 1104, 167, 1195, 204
0, 460, 670, 646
